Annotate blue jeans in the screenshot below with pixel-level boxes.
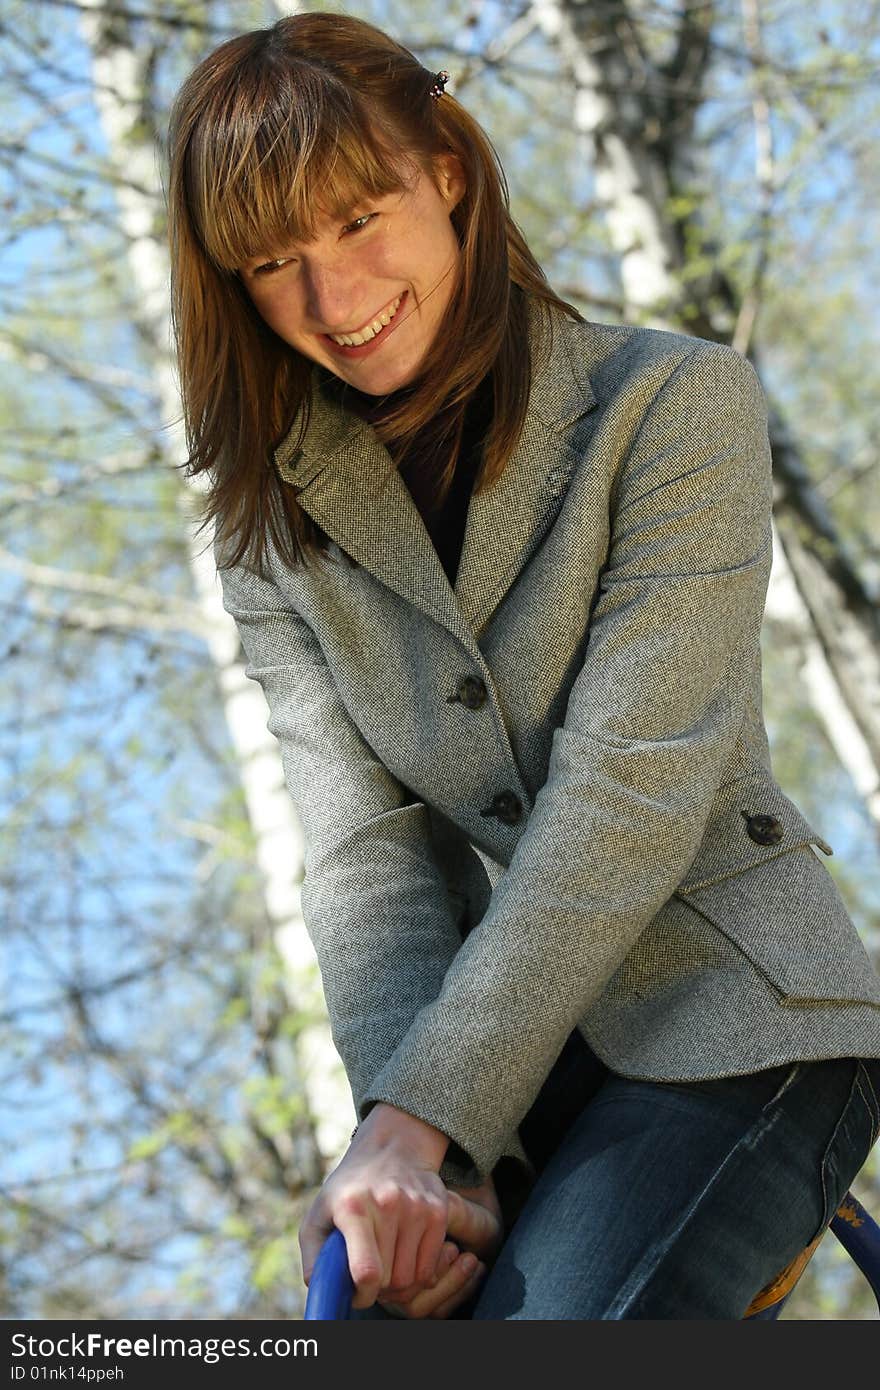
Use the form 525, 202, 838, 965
350, 1032, 880, 1320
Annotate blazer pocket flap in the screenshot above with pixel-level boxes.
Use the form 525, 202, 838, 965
677, 771, 834, 894
677, 847, 880, 1005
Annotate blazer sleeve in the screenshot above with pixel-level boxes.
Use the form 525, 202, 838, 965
359, 341, 776, 1181
213, 537, 536, 1189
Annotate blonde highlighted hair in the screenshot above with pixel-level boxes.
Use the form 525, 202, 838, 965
165, 10, 584, 577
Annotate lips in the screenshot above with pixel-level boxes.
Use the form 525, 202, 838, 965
322, 291, 408, 359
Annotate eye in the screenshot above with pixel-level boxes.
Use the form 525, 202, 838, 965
344, 212, 379, 235
252, 257, 291, 278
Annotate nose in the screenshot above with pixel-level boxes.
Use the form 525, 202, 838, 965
303, 263, 366, 336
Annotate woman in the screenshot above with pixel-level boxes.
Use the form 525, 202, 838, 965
165, 12, 880, 1319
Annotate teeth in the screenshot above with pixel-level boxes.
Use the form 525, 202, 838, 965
330, 295, 402, 346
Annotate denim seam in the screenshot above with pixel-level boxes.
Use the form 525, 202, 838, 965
766, 1061, 804, 1107
818, 1062, 860, 1232
854, 1063, 880, 1151
604, 1062, 803, 1319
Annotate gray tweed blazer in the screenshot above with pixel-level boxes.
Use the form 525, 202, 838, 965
215, 295, 880, 1191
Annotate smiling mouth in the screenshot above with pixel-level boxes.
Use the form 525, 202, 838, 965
323, 293, 405, 347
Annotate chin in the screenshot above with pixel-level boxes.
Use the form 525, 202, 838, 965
362, 362, 418, 394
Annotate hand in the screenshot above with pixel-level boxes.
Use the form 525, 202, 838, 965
299, 1103, 451, 1311
376, 1175, 504, 1319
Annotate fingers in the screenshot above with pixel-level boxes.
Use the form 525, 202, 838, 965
380, 1242, 487, 1319
339, 1187, 446, 1309
297, 1158, 450, 1308
317, 1189, 498, 1307
332, 1192, 396, 1310
391, 1238, 459, 1301
427, 1253, 486, 1319
386, 1193, 447, 1293
412, 1199, 449, 1285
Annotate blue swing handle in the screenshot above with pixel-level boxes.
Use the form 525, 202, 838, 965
829, 1191, 880, 1309
304, 1227, 355, 1320
304, 1190, 880, 1320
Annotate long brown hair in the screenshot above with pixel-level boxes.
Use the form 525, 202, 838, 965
164, 10, 585, 578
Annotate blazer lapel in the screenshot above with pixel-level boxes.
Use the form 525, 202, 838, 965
274, 296, 597, 641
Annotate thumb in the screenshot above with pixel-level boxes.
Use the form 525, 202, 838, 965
444, 1189, 501, 1253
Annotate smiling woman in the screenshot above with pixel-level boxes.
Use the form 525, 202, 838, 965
164, 11, 579, 580
164, 9, 880, 1324
235, 159, 464, 391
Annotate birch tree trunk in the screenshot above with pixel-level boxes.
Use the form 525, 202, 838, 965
527, 0, 880, 828
78, 0, 352, 1176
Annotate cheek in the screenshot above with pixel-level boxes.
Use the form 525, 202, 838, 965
363, 236, 405, 279
261, 300, 290, 332
249, 289, 300, 338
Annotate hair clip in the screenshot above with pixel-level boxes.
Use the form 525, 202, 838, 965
429, 70, 449, 101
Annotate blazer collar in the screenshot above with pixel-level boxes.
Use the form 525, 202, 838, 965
273, 295, 597, 641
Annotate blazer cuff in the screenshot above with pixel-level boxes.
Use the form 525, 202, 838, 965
358, 1094, 537, 1192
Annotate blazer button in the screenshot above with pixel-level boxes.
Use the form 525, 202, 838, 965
447, 675, 487, 709
742, 811, 785, 846
480, 790, 523, 825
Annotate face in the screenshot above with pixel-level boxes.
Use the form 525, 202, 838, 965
237, 155, 466, 395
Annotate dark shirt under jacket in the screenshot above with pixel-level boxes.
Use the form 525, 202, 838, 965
321, 369, 494, 588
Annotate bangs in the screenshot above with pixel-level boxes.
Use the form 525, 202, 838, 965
184, 64, 419, 271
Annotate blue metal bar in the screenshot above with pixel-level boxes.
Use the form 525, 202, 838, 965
304, 1227, 354, 1320
829, 1192, 880, 1314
